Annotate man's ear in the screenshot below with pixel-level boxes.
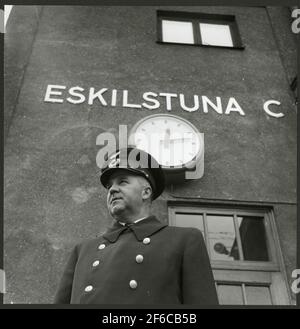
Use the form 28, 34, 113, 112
142, 186, 152, 201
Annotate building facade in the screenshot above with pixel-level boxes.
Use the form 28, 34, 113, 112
4, 6, 297, 305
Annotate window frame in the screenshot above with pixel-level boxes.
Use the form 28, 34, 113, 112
157, 10, 245, 50
214, 270, 288, 305
169, 205, 279, 270
168, 202, 292, 305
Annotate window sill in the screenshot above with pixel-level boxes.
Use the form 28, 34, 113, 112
211, 260, 279, 271
156, 40, 245, 50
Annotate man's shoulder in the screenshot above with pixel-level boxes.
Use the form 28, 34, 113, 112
157, 225, 205, 250
72, 234, 107, 252
162, 224, 204, 238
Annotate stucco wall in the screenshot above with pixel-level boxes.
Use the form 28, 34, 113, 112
4, 6, 43, 144
4, 6, 297, 303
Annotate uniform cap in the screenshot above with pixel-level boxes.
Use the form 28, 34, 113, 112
99, 147, 165, 200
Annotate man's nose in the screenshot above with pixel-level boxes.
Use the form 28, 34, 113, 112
108, 182, 120, 194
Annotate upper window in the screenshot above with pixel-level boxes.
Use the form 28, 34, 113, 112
157, 10, 244, 49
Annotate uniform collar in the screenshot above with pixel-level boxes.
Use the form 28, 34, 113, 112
102, 215, 167, 243
118, 216, 147, 226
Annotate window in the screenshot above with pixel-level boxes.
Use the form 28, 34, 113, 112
157, 10, 244, 49
169, 204, 291, 305
161, 20, 194, 44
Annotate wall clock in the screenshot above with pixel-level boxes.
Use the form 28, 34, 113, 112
128, 114, 204, 183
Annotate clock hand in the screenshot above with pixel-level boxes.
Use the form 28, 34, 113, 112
169, 137, 193, 142
164, 128, 171, 148
159, 137, 193, 144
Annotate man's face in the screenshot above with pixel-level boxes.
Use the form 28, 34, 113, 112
106, 170, 146, 219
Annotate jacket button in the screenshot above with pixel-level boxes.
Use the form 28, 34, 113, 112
92, 260, 100, 267
84, 285, 93, 292
129, 280, 138, 289
136, 254, 144, 263
98, 244, 106, 250
143, 237, 150, 245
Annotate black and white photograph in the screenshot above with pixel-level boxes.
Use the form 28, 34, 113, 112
3, 4, 299, 308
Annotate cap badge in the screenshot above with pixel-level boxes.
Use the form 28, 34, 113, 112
108, 157, 120, 168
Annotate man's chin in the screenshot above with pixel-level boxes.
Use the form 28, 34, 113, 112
110, 204, 125, 217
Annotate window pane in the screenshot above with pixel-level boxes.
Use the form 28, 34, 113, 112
245, 286, 272, 305
207, 215, 239, 261
238, 216, 269, 261
174, 213, 204, 236
162, 20, 194, 44
217, 284, 244, 305
199, 23, 233, 47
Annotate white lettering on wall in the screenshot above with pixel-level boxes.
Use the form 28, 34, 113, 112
225, 97, 245, 116
159, 93, 177, 111
43, 85, 285, 119
142, 92, 160, 110
88, 88, 108, 106
179, 94, 199, 112
44, 85, 66, 103
263, 100, 284, 118
123, 90, 142, 108
67, 86, 86, 104
202, 96, 223, 114
111, 89, 117, 106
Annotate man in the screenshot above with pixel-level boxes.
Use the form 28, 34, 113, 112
54, 147, 218, 304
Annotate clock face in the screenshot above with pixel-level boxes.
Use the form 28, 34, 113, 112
129, 114, 202, 168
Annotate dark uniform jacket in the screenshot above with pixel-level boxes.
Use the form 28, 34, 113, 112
54, 215, 218, 305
